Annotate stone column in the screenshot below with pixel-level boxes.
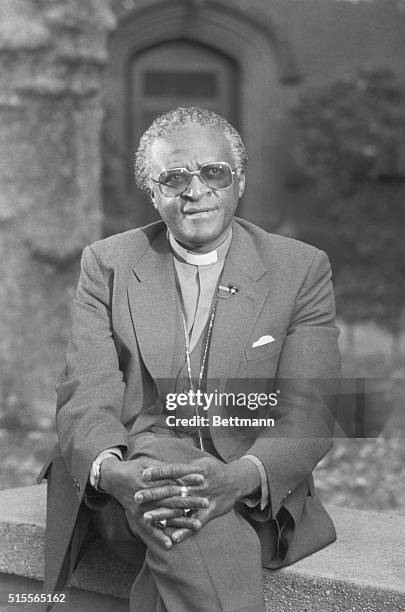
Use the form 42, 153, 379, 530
0, 0, 116, 416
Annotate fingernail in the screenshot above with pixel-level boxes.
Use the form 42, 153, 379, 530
142, 470, 152, 481
134, 493, 143, 503
165, 540, 172, 549
143, 513, 152, 522
172, 534, 181, 543
194, 520, 202, 529
203, 499, 209, 507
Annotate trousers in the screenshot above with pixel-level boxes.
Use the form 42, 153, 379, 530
91, 428, 267, 612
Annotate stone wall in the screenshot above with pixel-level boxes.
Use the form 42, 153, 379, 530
1, 485, 404, 612
0, 0, 116, 415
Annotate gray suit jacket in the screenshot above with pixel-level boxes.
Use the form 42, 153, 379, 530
42, 217, 341, 596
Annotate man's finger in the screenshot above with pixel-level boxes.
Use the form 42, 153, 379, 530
144, 509, 202, 530
142, 463, 202, 481
171, 507, 212, 543
143, 508, 184, 522
126, 510, 173, 550
171, 528, 194, 544
138, 493, 209, 510
167, 517, 201, 530
175, 474, 205, 486
135, 484, 208, 506
141, 478, 184, 488
144, 523, 173, 549
135, 484, 180, 502
140, 474, 204, 488
158, 496, 208, 510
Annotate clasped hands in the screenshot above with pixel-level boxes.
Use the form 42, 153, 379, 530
100, 455, 259, 550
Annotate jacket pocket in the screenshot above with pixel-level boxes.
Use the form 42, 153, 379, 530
244, 335, 285, 363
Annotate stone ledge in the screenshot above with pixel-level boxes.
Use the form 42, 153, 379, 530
0, 485, 404, 611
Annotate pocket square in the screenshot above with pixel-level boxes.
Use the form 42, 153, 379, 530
252, 335, 275, 348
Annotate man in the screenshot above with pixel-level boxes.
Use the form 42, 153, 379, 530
42, 107, 341, 611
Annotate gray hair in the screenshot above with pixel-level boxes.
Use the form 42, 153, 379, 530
134, 106, 248, 196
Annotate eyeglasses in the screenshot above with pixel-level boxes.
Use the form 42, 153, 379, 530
152, 161, 237, 196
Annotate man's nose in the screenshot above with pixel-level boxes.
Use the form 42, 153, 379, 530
182, 174, 210, 199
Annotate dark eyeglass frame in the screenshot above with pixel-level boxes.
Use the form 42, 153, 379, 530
151, 161, 237, 196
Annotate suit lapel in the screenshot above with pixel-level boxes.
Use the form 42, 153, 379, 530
127, 228, 178, 380
207, 221, 270, 380
127, 221, 271, 381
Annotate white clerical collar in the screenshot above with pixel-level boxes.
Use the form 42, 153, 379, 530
168, 229, 232, 266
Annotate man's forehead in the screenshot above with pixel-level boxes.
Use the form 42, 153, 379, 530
150, 125, 232, 170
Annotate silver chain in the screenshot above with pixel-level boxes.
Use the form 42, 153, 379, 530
180, 296, 218, 451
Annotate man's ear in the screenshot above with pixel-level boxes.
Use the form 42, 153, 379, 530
149, 188, 158, 209
237, 170, 246, 198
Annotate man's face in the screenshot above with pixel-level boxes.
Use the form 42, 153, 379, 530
149, 125, 245, 252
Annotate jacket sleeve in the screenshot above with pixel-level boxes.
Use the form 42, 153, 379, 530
247, 249, 341, 520
56, 246, 128, 496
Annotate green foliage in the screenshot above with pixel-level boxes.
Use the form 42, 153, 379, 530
288, 69, 405, 333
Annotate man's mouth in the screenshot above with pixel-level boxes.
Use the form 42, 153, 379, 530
183, 208, 216, 216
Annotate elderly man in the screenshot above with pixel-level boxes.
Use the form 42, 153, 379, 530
42, 107, 341, 612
